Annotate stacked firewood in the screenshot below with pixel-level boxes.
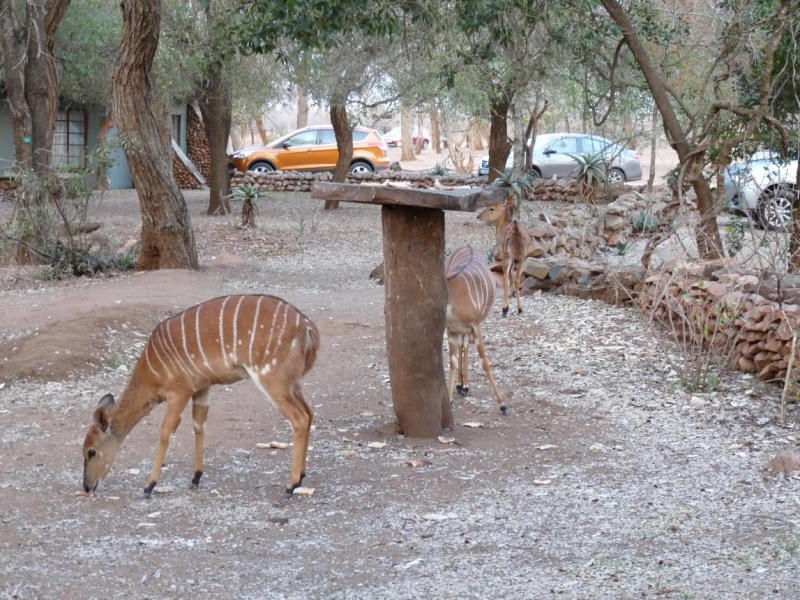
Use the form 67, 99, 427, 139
173, 109, 211, 189
0, 178, 19, 200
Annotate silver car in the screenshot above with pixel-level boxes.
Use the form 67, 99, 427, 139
723, 155, 798, 231
479, 133, 643, 184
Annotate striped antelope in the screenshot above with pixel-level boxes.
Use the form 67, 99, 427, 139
476, 196, 516, 244
498, 220, 531, 316
445, 245, 507, 415
82, 294, 320, 498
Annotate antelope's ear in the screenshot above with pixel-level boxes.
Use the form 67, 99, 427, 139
503, 195, 515, 207
93, 394, 115, 432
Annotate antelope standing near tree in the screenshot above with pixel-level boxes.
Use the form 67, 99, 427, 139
81, 294, 320, 498
445, 245, 507, 415
498, 220, 531, 316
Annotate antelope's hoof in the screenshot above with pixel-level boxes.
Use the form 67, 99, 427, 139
460, 386, 469, 397
517, 308, 523, 315
142, 481, 157, 500
502, 307, 509, 317
500, 405, 509, 416
191, 470, 203, 489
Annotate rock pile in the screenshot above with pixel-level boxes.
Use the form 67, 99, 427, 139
640, 259, 800, 383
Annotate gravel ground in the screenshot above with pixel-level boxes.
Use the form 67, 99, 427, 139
0, 187, 798, 600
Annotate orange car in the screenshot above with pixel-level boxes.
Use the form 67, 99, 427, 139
227, 125, 390, 175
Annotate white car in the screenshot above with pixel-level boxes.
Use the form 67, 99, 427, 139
382, 126, 430, 149
724, 157, 798, 230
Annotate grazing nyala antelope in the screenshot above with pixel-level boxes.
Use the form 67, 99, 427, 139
498, 220, 531, 317
82, 294, 320, 498
445, 245, 507, 415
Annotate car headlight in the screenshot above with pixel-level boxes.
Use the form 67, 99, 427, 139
231, 151, 247, 159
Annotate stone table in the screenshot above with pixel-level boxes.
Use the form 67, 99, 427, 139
311, 182, 507, 438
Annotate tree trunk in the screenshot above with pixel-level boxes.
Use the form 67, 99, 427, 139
112, 0, 198, 270
487, 88, 514, 184
327, 101, 352, 209
430, 109, 442, 153
647, 101, 658, 194
198, 61, 232, 215
24, 0, 70, 176
470, 117, 484, 151
600, 0, 723, 259
0, 0, 33, 169
254, 116, 268, 144
382, 205, 451, 437
296, 84, 309, 129
400, 107, 415, 162
511, 100, 523, 176
95, 113, 115, 190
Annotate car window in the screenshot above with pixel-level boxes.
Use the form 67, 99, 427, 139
285, 130, 318, 147
549, 137, 578, 154
319, 130, 336, 145
353, 131, 368, 142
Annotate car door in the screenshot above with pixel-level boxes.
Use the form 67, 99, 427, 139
539, 135, 580, 178
274, 129, 319, 171
316, 129, 340, 169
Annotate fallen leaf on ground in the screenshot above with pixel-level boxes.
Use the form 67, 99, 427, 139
533, 480, 552, 486
74, 491, 92, 498
405, 460, 432, 468
536, 445, 558, 450
342, 450, 357, 458
293, 487, 315, 497
437, 436, 456, 444
462, 422, 484, 428
256, 441, 290, 450
368, 442, 387, 450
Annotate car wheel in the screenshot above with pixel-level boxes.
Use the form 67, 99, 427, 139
348, 162, 373, 175
421, 140, 430, 150
757, 185, 795, 231
607, 168, 625, 185
529, 167, 542, 179
249, 161, 274, 174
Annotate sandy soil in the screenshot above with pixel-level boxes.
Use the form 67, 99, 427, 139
0, 185, 797, 600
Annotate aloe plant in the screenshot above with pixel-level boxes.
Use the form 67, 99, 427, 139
490, 169, 533, 210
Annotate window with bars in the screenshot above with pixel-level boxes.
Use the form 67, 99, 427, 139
53, 110, 87, 168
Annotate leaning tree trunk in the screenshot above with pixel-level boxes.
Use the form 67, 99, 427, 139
327, 101, 353, 210
600, 0, 723, 259
112, 0, 198, 270
198, 61, 232, 215
95, 113, 115, 190
487, 87, 514, 184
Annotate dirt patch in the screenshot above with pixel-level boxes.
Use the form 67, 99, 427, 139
0, 305, 161, 383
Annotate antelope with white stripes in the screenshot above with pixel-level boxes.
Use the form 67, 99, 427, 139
445, 245, 507, 415
498, 220, 531, 317
82, 294, 320, 498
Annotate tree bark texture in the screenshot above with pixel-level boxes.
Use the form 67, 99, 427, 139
430, 109, 441, 153
197, 61, 232, 215
112, 0, 198, 270
790, 158, 800, 272
487, 88, 514, 184
0, 0, 70, 172
327, 101, 352, 209
296, 84, 309, 129
400, 107, 415, 161
382, 205, 452, 437
255, 116, 268, 144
